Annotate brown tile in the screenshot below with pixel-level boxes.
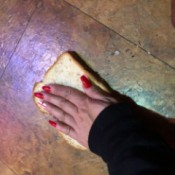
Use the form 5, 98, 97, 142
66, 0, 175, 68
2, 0, 175, 117
0, 0, 175, 174
0, 0, 37, 77
0, 161, 16, 175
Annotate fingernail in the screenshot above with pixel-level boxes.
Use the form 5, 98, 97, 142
42, 86, 51, 93
34, 92, 44, 99
37, 100, 47, 109
48, 120, 57, 127
80, 75, 92, 88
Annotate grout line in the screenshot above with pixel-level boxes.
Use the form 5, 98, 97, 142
0, 159, 19, 175
63, 0, 175, 71
0, 6, 37, 81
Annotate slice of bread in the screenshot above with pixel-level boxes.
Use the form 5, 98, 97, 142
33, 51, 111, 150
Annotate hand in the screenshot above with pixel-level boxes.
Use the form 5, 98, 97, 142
34, 75, 118, 148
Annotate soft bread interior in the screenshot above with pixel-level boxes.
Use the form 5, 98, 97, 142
33, 52, 110, 150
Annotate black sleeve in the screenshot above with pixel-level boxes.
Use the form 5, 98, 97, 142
88, 103, 175, 175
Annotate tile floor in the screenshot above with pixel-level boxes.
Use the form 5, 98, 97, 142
0, 0, 174, 174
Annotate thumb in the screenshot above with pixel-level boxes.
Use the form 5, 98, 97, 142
80, 75, 109, 101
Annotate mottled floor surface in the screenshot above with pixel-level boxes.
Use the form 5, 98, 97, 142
0, 0, 174, 174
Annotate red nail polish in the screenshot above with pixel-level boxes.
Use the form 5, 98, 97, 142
80, 75, 92, 88
42, 86, 51, 93
48, 120, 57, 127
34, 93, 44, 99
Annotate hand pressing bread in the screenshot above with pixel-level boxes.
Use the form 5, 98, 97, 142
34, 76, 118, 149
33, 52, 118, 149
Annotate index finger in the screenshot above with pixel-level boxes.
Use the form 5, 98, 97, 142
42, 84, 86, 105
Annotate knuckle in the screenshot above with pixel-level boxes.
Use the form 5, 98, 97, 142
60, 111, 66, 121
59, 98, 67, 108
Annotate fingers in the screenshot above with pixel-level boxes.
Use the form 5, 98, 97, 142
42, 84, 86, 105
80, 75, 104, 100
40, 75, 117, 106
48, 120, 76, 139
42, 92, 78, 117
80, 75, 117, 103
45, 102, 76, 127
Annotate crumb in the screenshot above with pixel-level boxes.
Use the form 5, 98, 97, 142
114, 50, 120, 56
